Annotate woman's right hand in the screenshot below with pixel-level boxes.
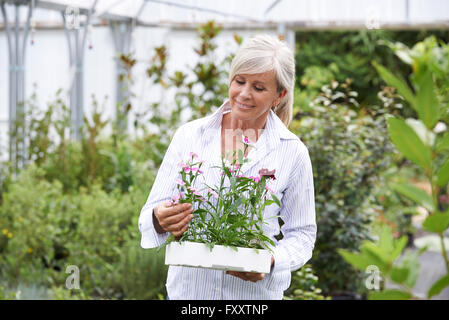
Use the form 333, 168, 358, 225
153, 201, 194, 239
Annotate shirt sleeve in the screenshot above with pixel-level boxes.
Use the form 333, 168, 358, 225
271, 144, 317, 273
138, 126, 186, 249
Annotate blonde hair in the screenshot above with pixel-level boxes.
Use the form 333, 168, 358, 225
229, 34, 295, 127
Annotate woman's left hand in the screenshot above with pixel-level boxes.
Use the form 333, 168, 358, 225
225, 256, 274, 283
225, 271, 265, 282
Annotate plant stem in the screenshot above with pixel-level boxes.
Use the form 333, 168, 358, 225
428, 158, 449, 273
439, 232, 449, 273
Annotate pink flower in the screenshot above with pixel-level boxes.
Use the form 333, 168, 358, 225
237, 174, 244, 178
189, 152, 198, 159
242, 136, 253, 145
191, 167, 204, 174
183, 166, 191, 173
259, 168, 276, 180
169, 195, 179, 205
175, 178, 185, 186
188, 186, 202, 196
265, 185, 275, 194
169, 192, 185, 205
208, 188, 219, 199
249, 176, 261, 183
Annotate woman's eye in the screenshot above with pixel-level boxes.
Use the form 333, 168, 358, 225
254, 86, 264, 91
235, 79, 245, 85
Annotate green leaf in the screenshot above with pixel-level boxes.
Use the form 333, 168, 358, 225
387, 117, 432, 170
390, 266, 410, 285
436, 158, 449, 187
405, 118, 435, 147
422, 212, 449, 233
436, 134, 449, 153
368, 289, 412, 300
338, 249, 372, 271
195, 208, 208, 221
377, 225, 394, 255
391, 236, 409, 261
390, 182, 435, 212
416, 69, 440, 129
238, 149, 244, 165
360, 243, 390, 273
373, 61, 416, 108
428, 274, 449, 299
271, 194, 281, 207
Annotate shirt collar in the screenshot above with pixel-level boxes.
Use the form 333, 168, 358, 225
201, 99, 295, 145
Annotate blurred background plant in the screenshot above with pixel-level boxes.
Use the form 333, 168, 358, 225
290, 79, 395, 298
283, 264, 331, 300
340, 35, 449, 299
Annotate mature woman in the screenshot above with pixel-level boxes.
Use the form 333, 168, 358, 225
138, 34, 316, 300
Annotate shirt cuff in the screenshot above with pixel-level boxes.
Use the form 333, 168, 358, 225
271, 244, 291, 274
139, 207, 170, 248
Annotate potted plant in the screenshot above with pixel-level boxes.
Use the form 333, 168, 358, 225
163, 136, 280, 273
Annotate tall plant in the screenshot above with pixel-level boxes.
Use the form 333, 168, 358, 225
340, 37, 449, 299
292, 80, 394, 296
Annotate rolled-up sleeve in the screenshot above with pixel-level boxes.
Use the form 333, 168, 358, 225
138, 126, 186, 249
272, 145, 317, 273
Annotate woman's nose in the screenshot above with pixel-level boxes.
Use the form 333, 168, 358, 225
239, 84, 251, 99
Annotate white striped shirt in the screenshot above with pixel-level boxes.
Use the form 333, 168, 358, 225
138, 100, 316, 300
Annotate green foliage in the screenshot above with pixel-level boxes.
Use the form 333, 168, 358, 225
295, 30, 449, 110
0, 163, 163, 299
173, 147, 278, 250
283, 264, 331, 300
341, 35, 449, 300
108, 244, 168, 300
292, 80, 394, 295
339, 225, 420, 300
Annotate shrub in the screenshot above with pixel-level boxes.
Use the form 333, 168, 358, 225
292, 80, 394, 296
284, 264, 330, 300
0, 163, 166, 299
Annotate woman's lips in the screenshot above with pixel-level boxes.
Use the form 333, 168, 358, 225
235, 101, 255, 110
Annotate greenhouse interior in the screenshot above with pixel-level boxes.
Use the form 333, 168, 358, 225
1, 0, 449, 301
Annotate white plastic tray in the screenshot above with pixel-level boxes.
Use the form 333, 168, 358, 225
165, 241, 272, 274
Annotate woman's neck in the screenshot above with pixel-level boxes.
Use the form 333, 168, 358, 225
222, 112, 267, 143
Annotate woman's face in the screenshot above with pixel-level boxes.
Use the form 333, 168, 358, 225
228, 70, 285, 122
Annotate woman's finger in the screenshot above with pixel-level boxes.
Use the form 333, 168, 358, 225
160, 203, 192, 218
162, 208, 194, 226
165, 211, 193, 232
172, 223, 189, 238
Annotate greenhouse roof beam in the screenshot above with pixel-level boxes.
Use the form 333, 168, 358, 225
264, 0, 282, 16
35, 0, 133, 22
144, 0, 263, 23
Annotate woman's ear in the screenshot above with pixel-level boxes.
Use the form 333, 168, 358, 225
279, 89, 287, 100
275, 89, 287, 106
